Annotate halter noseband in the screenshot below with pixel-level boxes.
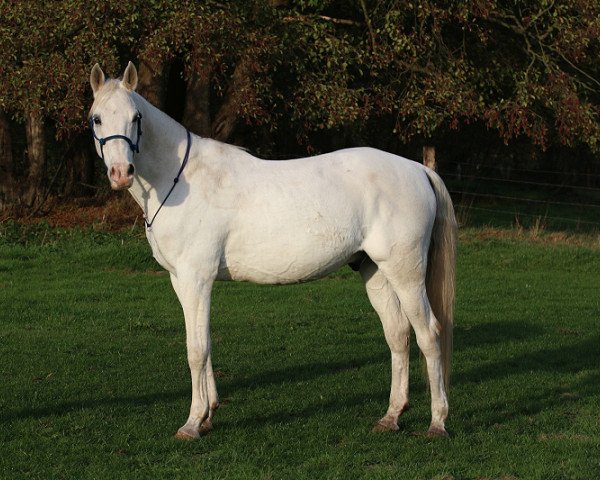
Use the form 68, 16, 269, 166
89, 110, 143, 160
88, 108, 192, 230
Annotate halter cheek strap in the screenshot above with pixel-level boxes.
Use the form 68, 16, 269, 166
89, 110, 191, 230
89, 111, 143, 160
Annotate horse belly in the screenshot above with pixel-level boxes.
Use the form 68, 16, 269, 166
220, 218, 361, 284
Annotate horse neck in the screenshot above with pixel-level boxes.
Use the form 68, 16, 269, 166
128, 93, 191, 208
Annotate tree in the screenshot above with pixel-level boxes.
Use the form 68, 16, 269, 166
136, 1, 275, 142
0, 0, 133, 208
275, 0, 600, 152
0, 0, 598, 214
480, 0, 600, 150
0, 111, 17, 209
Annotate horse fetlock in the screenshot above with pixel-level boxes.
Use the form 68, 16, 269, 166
394, 402, 410, 418
198, 418, 213, 435
176, 415, 213, 440
373, 415, 400, 433
432, 398, 449, 422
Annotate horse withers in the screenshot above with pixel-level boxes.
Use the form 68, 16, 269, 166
88, 62, 457, 439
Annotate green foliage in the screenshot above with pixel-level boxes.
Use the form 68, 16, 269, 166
0, 0, 598, 149
1, 231, 599, 478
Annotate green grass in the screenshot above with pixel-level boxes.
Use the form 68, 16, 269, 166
1, 224, 599, 479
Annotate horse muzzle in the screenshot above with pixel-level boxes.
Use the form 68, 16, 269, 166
109, 163, 135, 190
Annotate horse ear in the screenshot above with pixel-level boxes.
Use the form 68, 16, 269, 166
121, 61, 138, 91
90, 63, 105, 96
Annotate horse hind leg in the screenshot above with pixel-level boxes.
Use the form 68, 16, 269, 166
360, 259, 411, 432
375, 260, 449, 437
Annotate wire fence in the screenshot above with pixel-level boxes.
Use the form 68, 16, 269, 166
237, 150, 600, 231
439, 162, 600, 230
443, 160, 600, 179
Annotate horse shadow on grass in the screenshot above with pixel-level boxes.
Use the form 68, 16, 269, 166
215, 320, 600, 432
456, 318, 599, 376
5, 319, 597, 435
453, 320, 600, 433
0, 352, 390, 425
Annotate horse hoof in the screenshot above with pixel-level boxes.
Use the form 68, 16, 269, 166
175, 427, 200, 441
373, 418, 399, 433
198, 419, 213, 435
427, 426, 450, 438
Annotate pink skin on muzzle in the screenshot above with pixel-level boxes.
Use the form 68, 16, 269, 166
109, 162, 135, 190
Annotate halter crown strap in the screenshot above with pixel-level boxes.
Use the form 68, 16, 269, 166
144, 129, 192, 230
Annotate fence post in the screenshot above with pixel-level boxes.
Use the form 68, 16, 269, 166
422, 146, 436, 171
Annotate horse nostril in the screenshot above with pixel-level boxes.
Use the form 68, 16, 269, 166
127, 164, 135, 176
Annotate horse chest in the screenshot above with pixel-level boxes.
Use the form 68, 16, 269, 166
146, 228, 176, 272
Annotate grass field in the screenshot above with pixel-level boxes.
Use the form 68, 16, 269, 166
1, 224, 599, 479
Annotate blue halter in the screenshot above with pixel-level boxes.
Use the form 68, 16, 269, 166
88, 110, 192, 230
144, 129, 192, 230
89, 110, 143, 160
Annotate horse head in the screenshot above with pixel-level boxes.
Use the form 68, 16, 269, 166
89, 62, 141, 190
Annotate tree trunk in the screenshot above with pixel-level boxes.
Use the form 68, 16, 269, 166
24, 109, 46, 208
64, 134, 95, 198
211, 59, 252, 142
182, 65, 213, 137
137, 57, 169, 110
423, 145, 437, 171
0, 111, 18, 209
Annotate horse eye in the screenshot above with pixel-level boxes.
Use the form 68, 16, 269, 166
93, 116, 102, 125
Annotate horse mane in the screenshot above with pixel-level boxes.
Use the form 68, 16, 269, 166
92, 78, 249, 156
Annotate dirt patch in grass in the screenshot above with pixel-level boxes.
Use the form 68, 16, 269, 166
3, 194, 141, 231
4, 195, 600, 247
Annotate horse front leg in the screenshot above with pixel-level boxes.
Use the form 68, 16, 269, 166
170, 271, 218, 440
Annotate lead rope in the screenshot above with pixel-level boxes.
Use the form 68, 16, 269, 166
144, 129, 192, 230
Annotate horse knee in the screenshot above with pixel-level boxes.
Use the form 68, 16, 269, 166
415, 332, 440, 358
187, 349, 208, 369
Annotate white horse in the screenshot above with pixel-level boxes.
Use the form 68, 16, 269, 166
88, 62, 457, 439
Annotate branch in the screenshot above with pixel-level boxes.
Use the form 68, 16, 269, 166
528, 1, 556, 29
283, 14, 360, 27
548, 45, 600, 90
489, 11, 600, 91
359, 0, 376, 51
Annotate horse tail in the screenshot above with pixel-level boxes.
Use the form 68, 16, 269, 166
424, 168, 458, 393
